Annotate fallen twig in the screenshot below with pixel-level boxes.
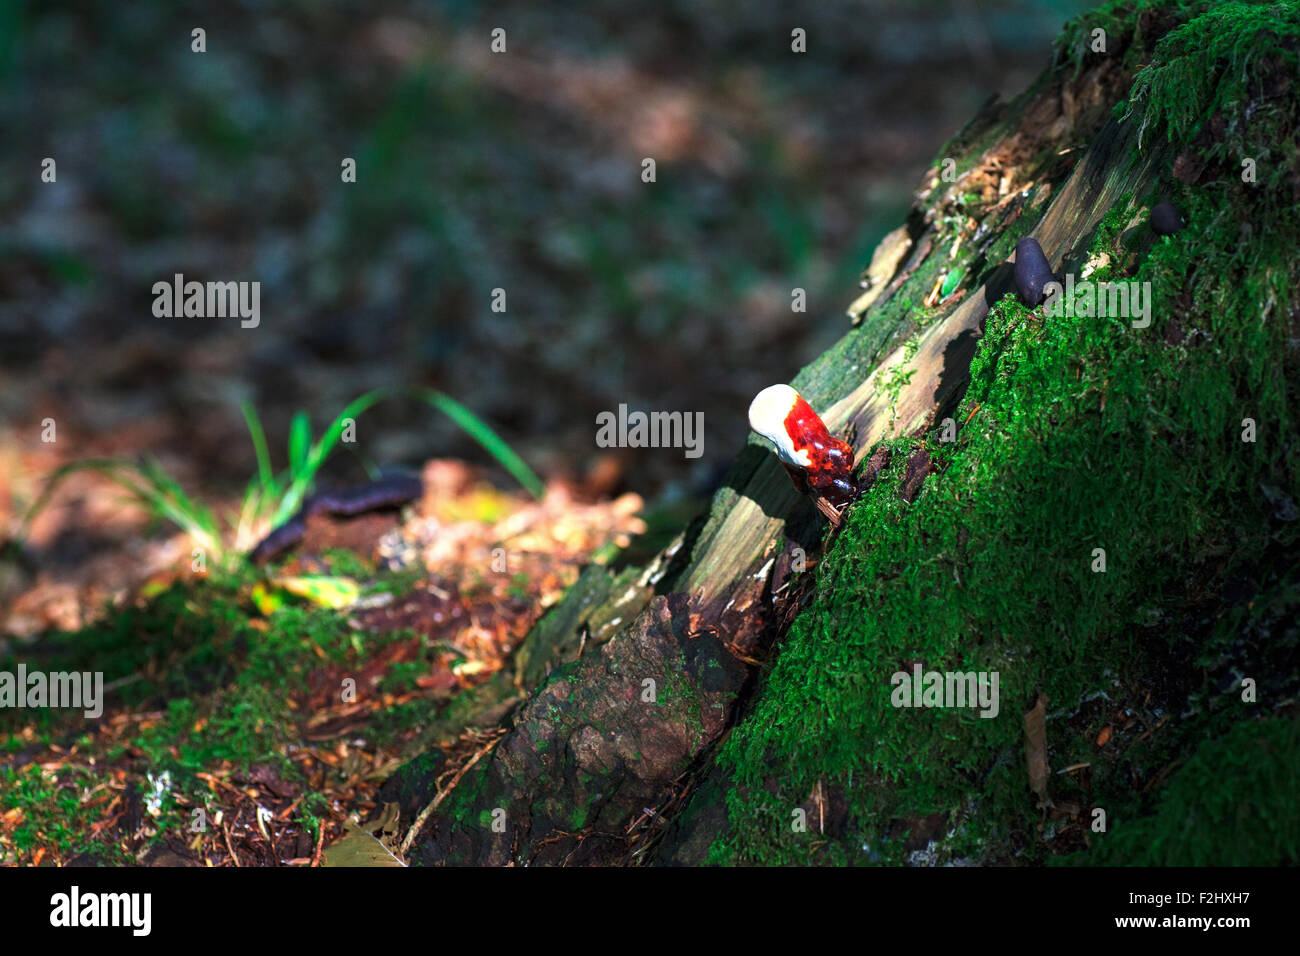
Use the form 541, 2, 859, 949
399, 730, 506, 857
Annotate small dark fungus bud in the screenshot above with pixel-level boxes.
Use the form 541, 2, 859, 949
305, 474, 424, 517
749, 384, 856, 514
249, 474, 423, 563
1150, 202, 1184, 236
250, 517, 307, 564
1014, 237, 1056, 307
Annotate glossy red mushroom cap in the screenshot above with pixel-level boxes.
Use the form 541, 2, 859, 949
748, 385, 854, 495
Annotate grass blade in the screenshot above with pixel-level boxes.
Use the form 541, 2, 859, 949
240, 399, 275, 494
411, 387, 545, 499
287, 411, 311, 477
25, 458, 222, 555
271, 388, 391, 525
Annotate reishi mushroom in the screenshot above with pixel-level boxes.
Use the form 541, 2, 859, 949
748, 384, 857, 525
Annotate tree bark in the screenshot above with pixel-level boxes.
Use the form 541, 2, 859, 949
383, 46, 1174, 865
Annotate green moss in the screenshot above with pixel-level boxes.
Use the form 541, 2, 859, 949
1070, 715, 1300, 865
319, 547, 374, 581
0, 558, 446, 858
0, 763, 133, 864
1053, 0, 1210, 77
711, 0, 1300, 866
1124, 1, 1300, 158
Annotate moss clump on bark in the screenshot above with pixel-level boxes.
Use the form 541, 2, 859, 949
710, 0, 1300, 865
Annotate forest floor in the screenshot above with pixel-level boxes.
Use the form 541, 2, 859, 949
2, 460, 648, 865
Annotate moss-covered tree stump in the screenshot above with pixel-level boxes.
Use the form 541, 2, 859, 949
385, 0, 1300, 866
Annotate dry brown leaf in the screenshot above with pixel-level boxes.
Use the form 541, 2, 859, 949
1023, 691, 1052, 809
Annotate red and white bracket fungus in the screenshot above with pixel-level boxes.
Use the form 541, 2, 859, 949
748, 384, 857, 522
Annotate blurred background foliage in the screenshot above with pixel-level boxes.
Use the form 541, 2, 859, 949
0, 0, 1092, 513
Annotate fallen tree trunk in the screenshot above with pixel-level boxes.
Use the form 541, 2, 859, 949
381, 10, 1189, 865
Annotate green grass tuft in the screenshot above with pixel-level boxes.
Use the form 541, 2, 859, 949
25, 387, 543, 562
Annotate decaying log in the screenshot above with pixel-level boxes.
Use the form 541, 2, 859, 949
382, 50, 1174, 865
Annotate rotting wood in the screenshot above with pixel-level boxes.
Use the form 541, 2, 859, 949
385, 66, 1176, 866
